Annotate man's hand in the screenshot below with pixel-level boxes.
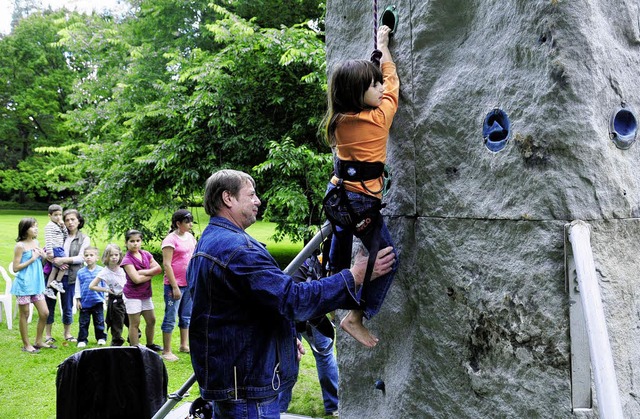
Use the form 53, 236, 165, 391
350, 246, 395, 286
296, 338, 306, 361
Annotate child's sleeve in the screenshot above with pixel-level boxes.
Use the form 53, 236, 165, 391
74, 280, 81, 298
44, 223, 55, 253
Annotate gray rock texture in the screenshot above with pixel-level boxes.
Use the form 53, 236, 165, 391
325, 0, 640, 417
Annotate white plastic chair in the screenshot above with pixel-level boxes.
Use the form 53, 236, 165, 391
0, 266, 14, 329
8, 262, 33, 323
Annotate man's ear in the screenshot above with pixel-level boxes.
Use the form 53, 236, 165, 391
222, 190, 234, 208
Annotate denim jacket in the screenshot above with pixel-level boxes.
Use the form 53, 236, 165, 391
188, 216, 361, 401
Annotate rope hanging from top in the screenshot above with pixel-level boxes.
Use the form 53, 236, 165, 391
370, 0, 382, 67
373, 0, 378, 50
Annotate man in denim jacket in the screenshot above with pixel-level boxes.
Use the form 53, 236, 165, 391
188, 169, 395, 419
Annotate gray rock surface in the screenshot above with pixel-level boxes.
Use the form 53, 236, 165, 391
325, 0, 640, 417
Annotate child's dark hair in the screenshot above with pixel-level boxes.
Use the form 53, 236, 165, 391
125, 229, 143, 242
16, 217, 38, 242
324, 59, 384, 146
102, 243, 123, 265
48, 204, 63, 214
170, 209, 193, 232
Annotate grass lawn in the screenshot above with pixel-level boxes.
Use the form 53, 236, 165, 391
0, 209, 334, 418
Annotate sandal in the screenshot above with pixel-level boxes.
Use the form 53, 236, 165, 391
45, 337, 57, 344
179, 347, 190, 354
34, 342, 58, 350
65, 336, 77, 342
21, 347, 40, 354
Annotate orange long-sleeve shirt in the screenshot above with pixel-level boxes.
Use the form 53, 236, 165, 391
331, 61, 399, 198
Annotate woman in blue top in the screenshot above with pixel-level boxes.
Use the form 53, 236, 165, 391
11, 218, 52, 353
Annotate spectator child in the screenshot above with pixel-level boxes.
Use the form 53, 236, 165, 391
43, 204, 68, 299
11, 218, 52, 353
90, 244, 127, 346
160, 209, 197, 362
121, 230, 163, 351
74, 246, 107, 348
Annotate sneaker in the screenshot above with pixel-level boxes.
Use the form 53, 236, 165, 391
77, 342, 87, 348
49, 280, 65, 293
44, 288, 56, 300
97, 339, 106, 346
146, 343, 163, 352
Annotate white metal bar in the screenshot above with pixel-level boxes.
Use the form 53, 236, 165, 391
564, 227, 592, 409
568, 220, 624, 419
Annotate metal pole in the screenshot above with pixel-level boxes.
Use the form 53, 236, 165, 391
283, 221, 332, 275
151, 373, 198, 419
152, 222, 333, 418
568, 220, 624, 419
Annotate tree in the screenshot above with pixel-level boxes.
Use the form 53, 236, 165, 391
59, 1, 329, 241
0, 9, 80, 203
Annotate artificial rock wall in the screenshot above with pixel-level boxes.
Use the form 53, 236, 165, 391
326, 1, 640, 417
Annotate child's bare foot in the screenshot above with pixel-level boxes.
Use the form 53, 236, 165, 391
340, 310, 379, 347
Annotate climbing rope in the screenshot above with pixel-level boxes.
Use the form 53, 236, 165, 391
370, 0, 383, 67
373, 0, 378, 51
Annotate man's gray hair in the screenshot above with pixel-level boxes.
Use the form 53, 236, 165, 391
204, 169, 256, 216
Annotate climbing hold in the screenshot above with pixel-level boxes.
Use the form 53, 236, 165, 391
374, 379, 386, 395
380, 5, 398, 36
609, 104, 637, 150
482, 109, 511, 152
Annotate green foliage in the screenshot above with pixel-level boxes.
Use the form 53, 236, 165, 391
1, 0, 329, 243
0, 9, 79, 202
254, 137, 332, 242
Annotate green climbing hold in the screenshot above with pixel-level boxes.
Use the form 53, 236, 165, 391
380, 5, 398, 36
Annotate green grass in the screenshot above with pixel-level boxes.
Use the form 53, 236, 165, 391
0, 209, 334, 419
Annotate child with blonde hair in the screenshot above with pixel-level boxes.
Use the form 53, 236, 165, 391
90, 244, 127, 346
75, 246, 106, 348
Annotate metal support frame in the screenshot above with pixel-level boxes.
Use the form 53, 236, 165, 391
152, 221, 333, 419
566, 220, 623, 418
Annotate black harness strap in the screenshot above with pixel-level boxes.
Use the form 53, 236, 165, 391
335, 160, 385, 182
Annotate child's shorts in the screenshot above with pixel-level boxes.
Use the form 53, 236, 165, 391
16, 294, 45, 305
123, 297, 154, 314
52, 247, 65, 258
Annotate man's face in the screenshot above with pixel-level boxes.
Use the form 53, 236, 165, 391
229, 181, 261, 230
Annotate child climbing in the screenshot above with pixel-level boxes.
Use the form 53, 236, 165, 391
322, 24, 399, 347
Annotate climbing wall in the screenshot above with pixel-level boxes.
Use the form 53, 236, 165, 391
326, 0, 640, 417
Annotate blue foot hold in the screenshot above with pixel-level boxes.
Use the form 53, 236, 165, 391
610, 105, 637, 150
483, 108, 511, 152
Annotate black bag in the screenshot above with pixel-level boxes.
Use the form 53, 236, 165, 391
56, 346, 168, 419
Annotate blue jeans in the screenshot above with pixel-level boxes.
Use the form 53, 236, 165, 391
279, 327, 339, 414
161, 284, 192, 332
214, 395, 280, 419
77, 302, 107, 343
46, 275, 76, 325
326, 184, 399, 319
